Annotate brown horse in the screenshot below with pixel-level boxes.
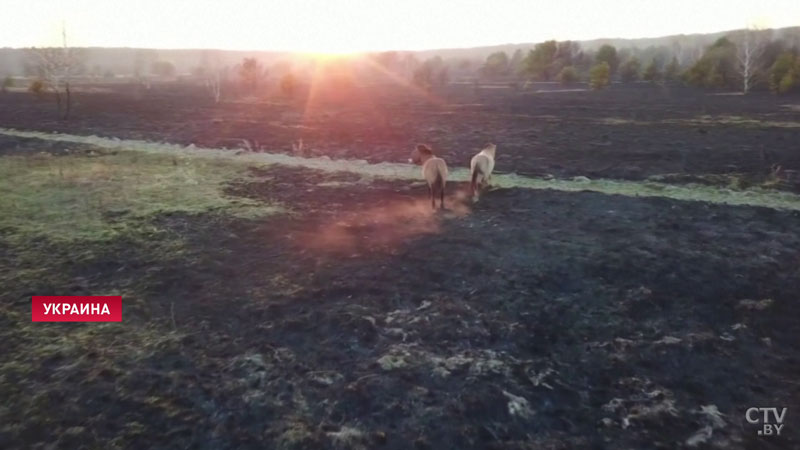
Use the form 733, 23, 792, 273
409, 144, 448, 210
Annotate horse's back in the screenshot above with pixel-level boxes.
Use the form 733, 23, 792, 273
471, 152, 493, 175
423, 157, 448, 186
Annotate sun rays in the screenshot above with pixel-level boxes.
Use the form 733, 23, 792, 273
297, 53, 449, 128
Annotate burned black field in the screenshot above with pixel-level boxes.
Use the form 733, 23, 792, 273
1, 84, 800, 449
2, 82, 800, 181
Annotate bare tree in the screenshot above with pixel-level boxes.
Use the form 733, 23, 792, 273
670, 40, 684, 66
202, 51, 224, 103
400, 53, 419, 80
206, 69, 222, 103
133, 49, 157, 90
29, 23, 81, 119
736, 26, 767, 93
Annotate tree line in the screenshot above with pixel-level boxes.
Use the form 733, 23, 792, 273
9, 27, 799, 120
473, 28, 800, 93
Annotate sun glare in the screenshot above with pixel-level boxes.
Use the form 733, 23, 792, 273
301, 51, 363, 61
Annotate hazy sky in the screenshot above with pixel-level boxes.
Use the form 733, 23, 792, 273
1, 0, 798, 52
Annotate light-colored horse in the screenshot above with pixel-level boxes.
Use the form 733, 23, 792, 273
409, 144, 449, 210
470, 143, 496, 201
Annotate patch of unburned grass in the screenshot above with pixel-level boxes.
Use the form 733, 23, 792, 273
599, 118, 645, 125
496, 173, 800, 211
689, 115, 800, 128
3, 127, 800, 211
599, 115, 800, 128
647, 172, 795, 193
0, 137, 289, 449
0, 148, 280, 242
677, 114, 800, 128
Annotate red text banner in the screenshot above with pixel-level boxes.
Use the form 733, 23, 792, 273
32, 296, 122, 322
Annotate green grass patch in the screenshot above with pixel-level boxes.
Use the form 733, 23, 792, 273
599, 115, 800, 128
677, 115, 800, 128
0, 140, 287, 449
3, 127, 800, 211
0, 149, 280, 242
495, 173, 800, 211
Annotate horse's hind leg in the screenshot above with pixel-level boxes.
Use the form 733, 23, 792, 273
440, 187, 445, 210
429, 186, 435, 210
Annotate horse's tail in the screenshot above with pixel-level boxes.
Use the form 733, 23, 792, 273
471, 166, 481, 196
433, 170, 444, 193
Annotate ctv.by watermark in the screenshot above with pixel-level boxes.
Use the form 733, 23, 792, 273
746, 407, 787, 436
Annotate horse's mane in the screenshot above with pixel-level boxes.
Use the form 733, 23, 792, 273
416, 144, 433, 155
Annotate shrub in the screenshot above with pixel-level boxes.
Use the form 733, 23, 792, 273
770, 52, 799, 94
280, 73, 297, 97
481, 51, 510, 78
778, 70, 798, 94
28, 79, 45, 96
642, 59, 662, 83
150, 60, 176, 77
684, 37, 737, 89
557, 66, 578, 84
436, 66, 450, 87
412, 65, 433, 90
664, 56, 681, 82
1, 76, 13, 92
620, 57, 641, 83
595, 45, 619, 75
238, 58, 265, 92
589, 62, 610, 89
522, 41, 559, 81
413, 57, 448, 91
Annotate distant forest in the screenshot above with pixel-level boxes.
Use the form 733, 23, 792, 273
2, 26, 800, 94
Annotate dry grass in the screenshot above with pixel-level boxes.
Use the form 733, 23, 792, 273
4, 127, 800, 212
0, 148, 280, 242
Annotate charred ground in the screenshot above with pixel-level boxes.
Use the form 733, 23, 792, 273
1, 84, 799, 449
1, 82, 800, 182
